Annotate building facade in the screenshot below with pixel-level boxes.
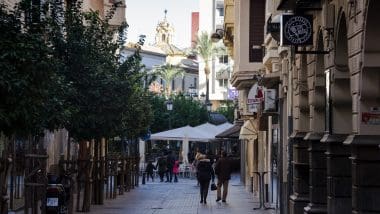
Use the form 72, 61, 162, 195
198, 0, 233, 110
224, 0, 380, 213
121, 12, 199, 97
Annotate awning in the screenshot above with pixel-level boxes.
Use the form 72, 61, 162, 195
150, 122, 233, 142
215, 121, 243, 139
150, 125, 211, 142
239, 119, 258, 141
277, 0, 321, 10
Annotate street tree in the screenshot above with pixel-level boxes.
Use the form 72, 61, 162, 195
152, 63, 185, 97
53, 1, 152, 210
193, 31, 226, 101
149, 94, 208, 134
0, 1, 74, 213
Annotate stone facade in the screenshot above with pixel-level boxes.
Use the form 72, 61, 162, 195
224, 0, 380, 213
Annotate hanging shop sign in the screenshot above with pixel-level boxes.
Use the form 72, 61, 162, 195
281, 15, 313, 46
247, 83, 264, 113
264, 89, 277, 111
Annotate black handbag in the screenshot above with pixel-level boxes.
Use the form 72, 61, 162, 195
210, 183, 217, 191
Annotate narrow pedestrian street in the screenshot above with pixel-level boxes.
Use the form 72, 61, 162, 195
77, 175, 276, 214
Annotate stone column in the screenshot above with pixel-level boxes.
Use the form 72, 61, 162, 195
289, 132, 309, 214
322, 134, 351, 214
344, 135, 380, 213
304, 132, 327, 213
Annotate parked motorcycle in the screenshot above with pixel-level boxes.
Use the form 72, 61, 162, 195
46, 174, 69, 214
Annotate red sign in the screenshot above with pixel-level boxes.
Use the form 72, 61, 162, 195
362, 112, 380, 125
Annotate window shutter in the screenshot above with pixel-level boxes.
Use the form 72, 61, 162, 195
249, 0, 265, 62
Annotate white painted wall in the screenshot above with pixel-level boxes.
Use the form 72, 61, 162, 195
198, 0, 232, 103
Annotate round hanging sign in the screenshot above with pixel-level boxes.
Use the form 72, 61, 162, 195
282, 15, 313, 46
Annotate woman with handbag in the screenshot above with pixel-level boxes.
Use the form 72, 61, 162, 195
196, 154, 215, 204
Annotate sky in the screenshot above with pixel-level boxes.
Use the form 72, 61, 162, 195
125, 0, 199, 49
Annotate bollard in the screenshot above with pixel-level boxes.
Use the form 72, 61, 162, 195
253, 171, 275, 210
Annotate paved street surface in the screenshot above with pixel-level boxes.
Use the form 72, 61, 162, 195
77, 175, 277, 214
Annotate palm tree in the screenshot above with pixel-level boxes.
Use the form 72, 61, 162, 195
153, 63, 185, 97
194, 31, 226, 102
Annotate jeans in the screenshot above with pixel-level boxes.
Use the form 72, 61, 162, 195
158, 171, 165, 182
166, 168, 173, 182
146, 172, 154, 181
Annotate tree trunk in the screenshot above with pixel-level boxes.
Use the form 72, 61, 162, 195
99, 138, 105, 204
204, 64, 210, 102
79, 140, 93, 212
0, 137, 11, 214
66, 134, 74, 214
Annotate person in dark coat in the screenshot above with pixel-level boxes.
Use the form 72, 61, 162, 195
214, 151, 232, 202
196, 154, 215, 204
145, 160, 156, 182
166, 150, 175, 182
156, 155, 167, 182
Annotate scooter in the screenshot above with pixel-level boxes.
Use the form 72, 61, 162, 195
46, 174, 68, 214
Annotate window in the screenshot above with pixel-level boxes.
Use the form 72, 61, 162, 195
217, 8, 224, 16
249, 0, 265, 62
219, 55, 228, 64
219, 79, 228, 88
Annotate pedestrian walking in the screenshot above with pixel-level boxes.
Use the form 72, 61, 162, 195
166, 150, 175, 182
193, 150, 202, 186
145, 160, 156, 182
196, 154, 215, 204
214, 151, 232, 203
173, 160, 180, 182
156, 155, 167, 182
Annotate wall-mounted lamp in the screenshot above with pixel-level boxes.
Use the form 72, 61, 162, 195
210, 29, 224, 43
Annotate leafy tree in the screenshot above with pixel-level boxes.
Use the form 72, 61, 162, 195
149, 94, 208, 133
0, 1, 70, 138
216, 101, 235, 123
0, 1, 73, 213
152, 63, 185, 97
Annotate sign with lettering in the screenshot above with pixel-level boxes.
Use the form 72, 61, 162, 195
362, 112, 380, 125
281, 15, 313, 46
228, 88, 239, 100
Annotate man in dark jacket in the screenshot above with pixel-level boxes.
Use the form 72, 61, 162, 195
166, 150, 175, 182
145, 160, 156, 182
156, 155, 167, 182
214, 151, 231, 202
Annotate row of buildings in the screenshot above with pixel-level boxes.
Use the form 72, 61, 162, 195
122, 2, 236, 110
214, 0, 380, 213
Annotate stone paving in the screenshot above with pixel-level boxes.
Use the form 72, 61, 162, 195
77, 175, 277, 214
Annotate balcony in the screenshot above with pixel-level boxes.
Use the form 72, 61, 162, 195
277, 0, 322, 11
223, 0, 234, 58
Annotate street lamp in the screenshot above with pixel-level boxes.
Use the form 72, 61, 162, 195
166, 99, 173, 129
188, 85, 197, 98
200, 92, 206, 101
166, 99, 173, 111
206, 101, 212, 112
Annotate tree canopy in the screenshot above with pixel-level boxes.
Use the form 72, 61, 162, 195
0, 0, 153, 141
152, 63, 185, 97
149, 94, 208, 133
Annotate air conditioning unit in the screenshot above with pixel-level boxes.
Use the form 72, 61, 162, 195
264, 89, 277, 111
